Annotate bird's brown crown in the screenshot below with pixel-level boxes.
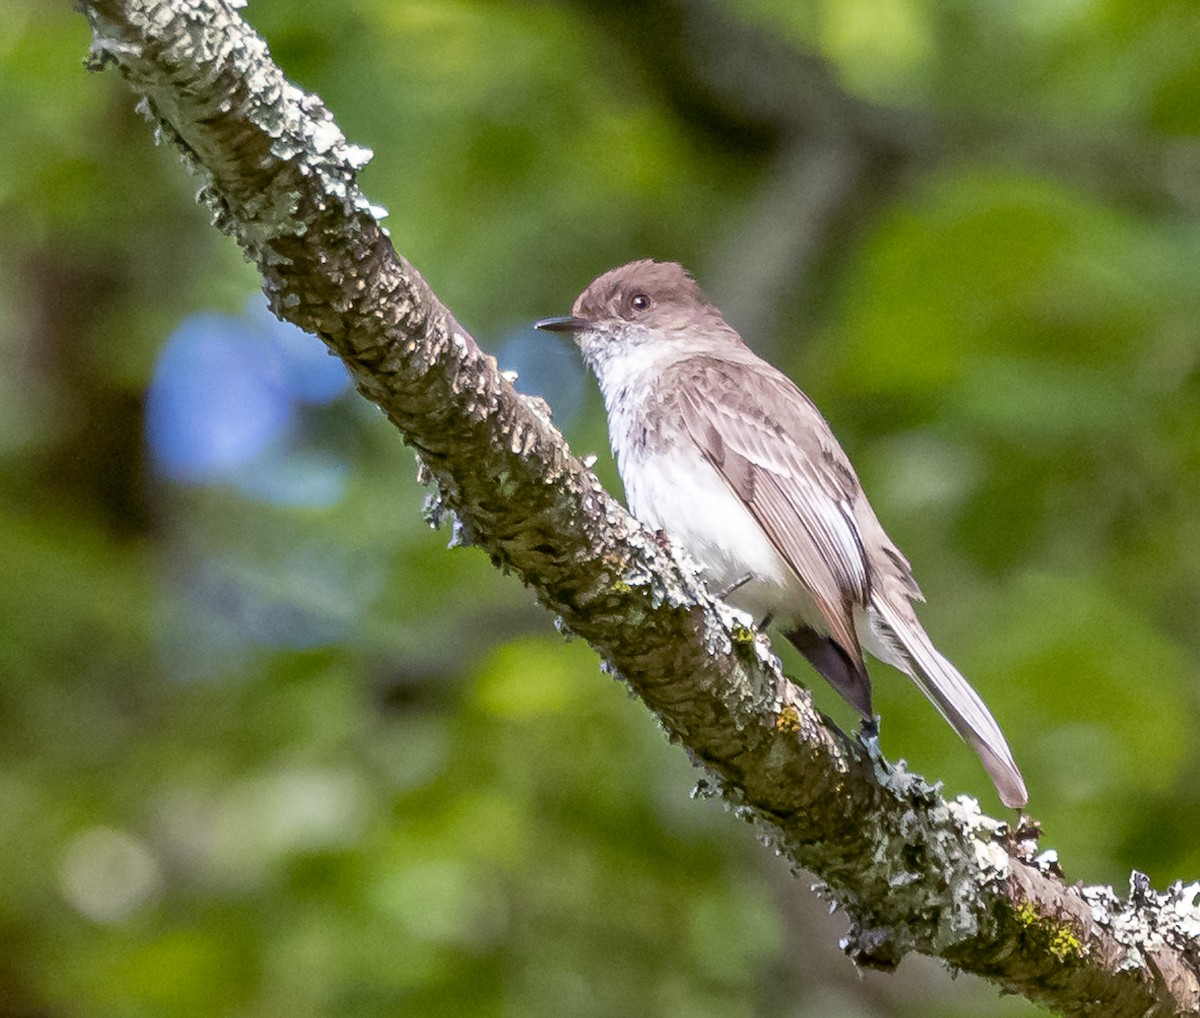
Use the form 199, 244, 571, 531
571, 259, 722, 329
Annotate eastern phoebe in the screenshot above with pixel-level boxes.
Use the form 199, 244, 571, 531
537, 259, 1027, 808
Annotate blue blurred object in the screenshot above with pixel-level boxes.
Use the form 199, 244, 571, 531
243, 296, 351, 405
147, 296, 351, 505
146, 312, 295, 481
496, 326, 586, 428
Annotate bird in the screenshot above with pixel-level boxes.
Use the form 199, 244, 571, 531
537, 259, 1027, 808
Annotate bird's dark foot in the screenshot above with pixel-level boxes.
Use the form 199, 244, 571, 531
856, 718, 889, 780
653, 529, 671, 549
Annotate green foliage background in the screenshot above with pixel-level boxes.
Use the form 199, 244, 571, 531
3, 1, 1199, 1015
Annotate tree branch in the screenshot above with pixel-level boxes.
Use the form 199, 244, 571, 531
75, 1, 1200, 1014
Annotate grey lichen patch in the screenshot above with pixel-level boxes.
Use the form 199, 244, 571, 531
924, 798, 1012, 950
421, 489, 447, 530
1033, 848, 1063, 877
493, 470, 521, 499
1080, 877, 1200, 972
84, 33, 144, 70
521, 392, 555, 423
808, 788, 1016, 966
943, 797, 1012, 872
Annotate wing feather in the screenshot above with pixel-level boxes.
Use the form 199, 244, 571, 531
662, 355, 1026, 807
670, 357, 869, 657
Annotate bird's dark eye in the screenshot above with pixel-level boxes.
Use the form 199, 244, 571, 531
629, 293, 651, 313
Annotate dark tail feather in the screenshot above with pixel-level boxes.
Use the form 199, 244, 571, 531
784, 626, 874, 721
870, 599, 1028, 809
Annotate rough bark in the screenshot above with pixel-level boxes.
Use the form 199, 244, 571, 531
75, 1, 1200, 1014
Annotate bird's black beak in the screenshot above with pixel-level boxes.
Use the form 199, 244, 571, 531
534, 315, 589, 334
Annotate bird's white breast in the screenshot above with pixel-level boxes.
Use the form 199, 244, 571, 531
587, 330, 823, 628
620, 434, 823, 628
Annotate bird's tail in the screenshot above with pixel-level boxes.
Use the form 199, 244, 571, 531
868, 597, 1028, 809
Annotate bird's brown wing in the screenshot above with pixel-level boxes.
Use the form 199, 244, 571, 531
666, 355, 1027, 806
668, 356, 870, 658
